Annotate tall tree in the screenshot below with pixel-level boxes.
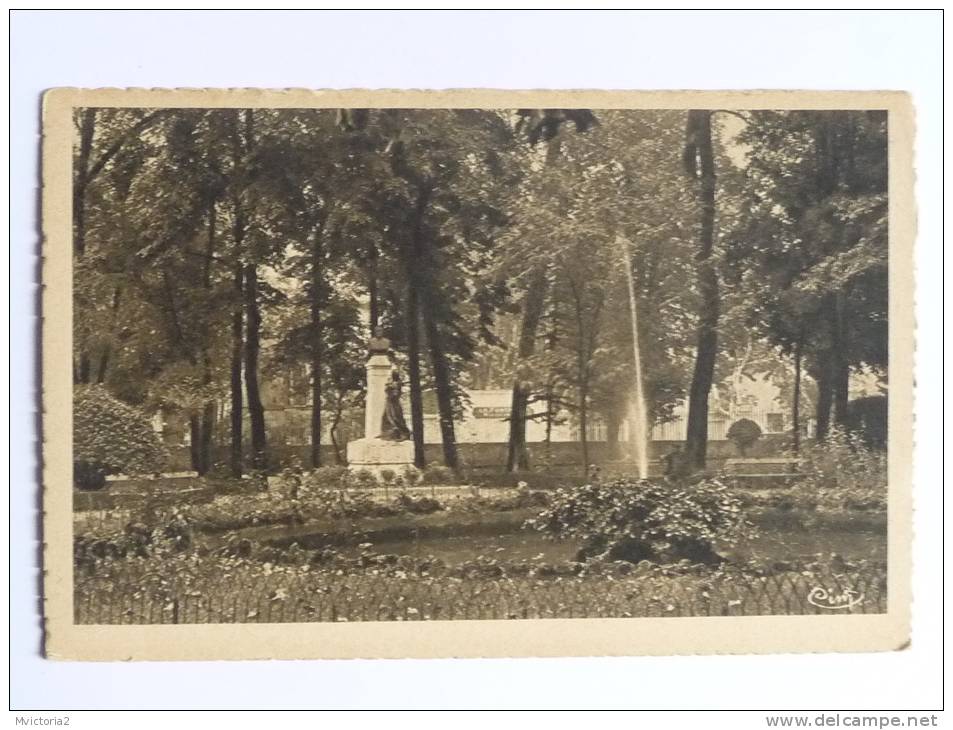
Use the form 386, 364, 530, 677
682, 110, 719, 471
730, 110, 888, 443
375, 109, 517, 473
496, 110, 696, 472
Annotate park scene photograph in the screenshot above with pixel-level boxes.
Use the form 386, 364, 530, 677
70, 104, 889, 624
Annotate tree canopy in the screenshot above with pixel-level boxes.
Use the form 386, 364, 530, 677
73, 106, 889, 477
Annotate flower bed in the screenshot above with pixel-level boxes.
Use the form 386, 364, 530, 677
74, 484, 552, 541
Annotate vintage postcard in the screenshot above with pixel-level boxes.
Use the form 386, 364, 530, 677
42, 89, 914, 660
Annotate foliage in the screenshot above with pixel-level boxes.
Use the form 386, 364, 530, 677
348, 468, 378, 488
731, 428, 886, 513
844, 395, 887, 448
449, 488, 551, 513
301, 466, 349, 492
73, 385, 168, 488
166, 489, 402, 532
74, 505, 194, 568
494, 111, 699, 458
528, 477, 754, 564
797, 428, 887, 511
393, 492, 444, 514
72, 106, 890, 479
727, 111, 888, 438
421, 465, 456, 485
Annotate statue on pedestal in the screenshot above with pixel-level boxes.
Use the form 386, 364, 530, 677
346, 325, 416, 476
380, 372, 411, 441
368, 326, 391, 358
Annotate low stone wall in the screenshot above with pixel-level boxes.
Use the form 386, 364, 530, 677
169, 436, 788, 474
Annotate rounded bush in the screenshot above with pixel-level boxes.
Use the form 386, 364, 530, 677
303, 466, 348, 491
73, 385, 168, 489
421, 465, 455, 485
349, 468, 378, 488
528, 477, 754, 565
727, 418, 763, 456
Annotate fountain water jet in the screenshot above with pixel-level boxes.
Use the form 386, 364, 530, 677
618, 236, 650, 480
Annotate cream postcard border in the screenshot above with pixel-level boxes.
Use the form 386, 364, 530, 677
41, 89, 914, 660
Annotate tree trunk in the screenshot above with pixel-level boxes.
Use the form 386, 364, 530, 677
814, 350, 834, 442
229, 264, 244, 477
310, 234, 324, 469
506, 385, 530, 472
833, 359, 850, 430
568, 278, 600, 478
94, 280, 125, 386
420, 292, 460, 473
310, 359, 323, 469
606, 411, 621, 460
73, 109, 97, 384
425, 332, 460, 472
74, 109, 96, 258
792, 337, 802, 455
192, 203, 218, 476
329, 396, 345, 465
578, 383, 590, 478
76, 354, 91, 384
95, 348, 110, 384
402, 185, 435, 470
189, 415, 202, 473
506, 270, 548, 473
243, 263, 267, 471
405, 283, 426, 469
200, 401, 215, 474
544, 381, 555, 469
684, 110, 719, 472
832, 294, 850, 428
367, 242, 380, 331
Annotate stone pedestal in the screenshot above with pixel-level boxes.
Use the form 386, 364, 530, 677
364, 353, 391, 440
346, 437, 415, 480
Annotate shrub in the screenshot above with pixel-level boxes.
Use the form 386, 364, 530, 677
325, 490, 399, 519
73, 385, 168, 489
401, 466, 421, 486
278, 466, 303, 500
303, 466, 348, 493
177, 484, 402, 531
844, 395, 887, 449
349, 468, 378, 488
528, 477, 755, 564
727, 418, 762, 457
183, 492, 300, 531
394, 492, 444, 514
421, 465, 455, 485
451, 489, 551, 513
795, 429, 887, 511
379, 469, 396, 485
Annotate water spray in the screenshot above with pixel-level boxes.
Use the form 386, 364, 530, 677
618, 235, 650, 480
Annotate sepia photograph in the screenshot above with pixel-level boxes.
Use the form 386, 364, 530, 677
41, 89, 913, 660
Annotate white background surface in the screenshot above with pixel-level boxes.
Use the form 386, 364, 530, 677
9, 9, 944, 712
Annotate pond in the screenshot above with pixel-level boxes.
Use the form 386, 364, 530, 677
337, 517, 887, 565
